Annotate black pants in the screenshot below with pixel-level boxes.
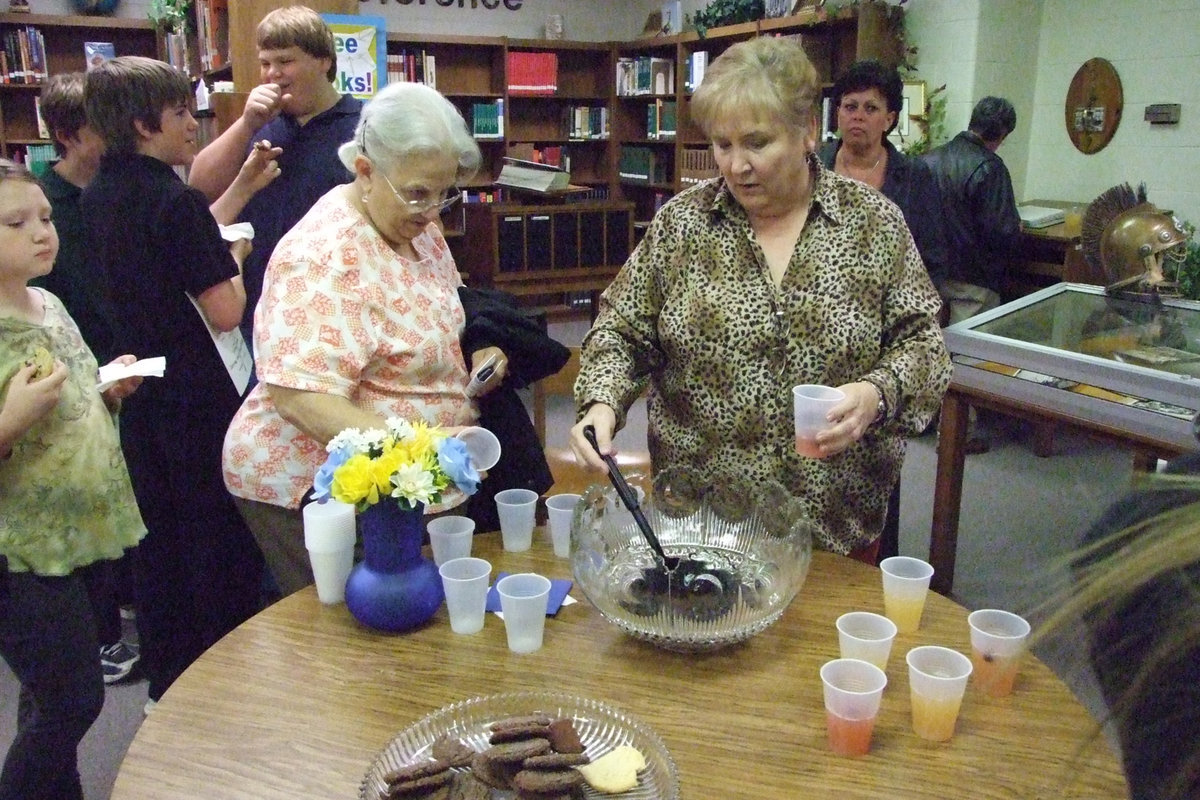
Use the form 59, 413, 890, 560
0, 570, 103, 800
121, 402, 265, 701
877, 479, 901, 565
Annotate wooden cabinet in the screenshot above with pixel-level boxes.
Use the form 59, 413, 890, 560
455, 200, 634, 316
0, 13, 160, 162
615, 4, 903, 225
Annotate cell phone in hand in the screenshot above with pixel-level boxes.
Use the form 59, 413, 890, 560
466, 354, 498, 397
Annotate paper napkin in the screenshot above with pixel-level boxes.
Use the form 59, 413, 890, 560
486, 572, 576, 617
96, 356, 166, 392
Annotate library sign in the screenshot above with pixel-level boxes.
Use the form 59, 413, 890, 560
324, 14, 388, 99
389, 0, 524, 7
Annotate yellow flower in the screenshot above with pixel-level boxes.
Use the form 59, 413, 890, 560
330, 453, 379, 506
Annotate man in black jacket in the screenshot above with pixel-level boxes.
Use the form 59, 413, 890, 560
923, 96, 1022, 324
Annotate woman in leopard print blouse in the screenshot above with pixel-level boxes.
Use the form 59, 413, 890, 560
569, 37, 951, 560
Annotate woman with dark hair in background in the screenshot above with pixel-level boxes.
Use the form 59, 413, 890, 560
818, 59, 950, 561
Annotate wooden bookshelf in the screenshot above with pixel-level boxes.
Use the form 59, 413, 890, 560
0, 12, 160, 161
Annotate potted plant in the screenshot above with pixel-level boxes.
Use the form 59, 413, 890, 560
148, 0, 189, 34
689, 0, 766, 38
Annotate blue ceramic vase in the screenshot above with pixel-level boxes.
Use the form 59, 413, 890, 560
344, 502, 444, 633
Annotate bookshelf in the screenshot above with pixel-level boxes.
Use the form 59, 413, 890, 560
0, 12, 160, 162
614, 4, 903, 227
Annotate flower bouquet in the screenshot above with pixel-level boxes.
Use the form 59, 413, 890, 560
313, 418, 480, 512
310, 418, 482, 633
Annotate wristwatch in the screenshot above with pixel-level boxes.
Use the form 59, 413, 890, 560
868, 382, 888, 426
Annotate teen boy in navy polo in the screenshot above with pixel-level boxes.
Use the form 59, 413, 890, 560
189, 6, 361, 343
80, 56, 268, 711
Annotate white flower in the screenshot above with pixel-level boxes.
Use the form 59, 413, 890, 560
385, 417, 415, 441
390, 463, 437, 505
327, 427, 372, 455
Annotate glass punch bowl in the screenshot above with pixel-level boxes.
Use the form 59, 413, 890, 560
570, 469, 813, 653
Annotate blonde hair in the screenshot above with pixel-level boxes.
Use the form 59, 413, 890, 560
689, 36, 819, 137
1035, 471, 1200, 798
257, 5, 337, 83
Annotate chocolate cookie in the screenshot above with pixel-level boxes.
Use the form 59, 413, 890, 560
384, 767, 453, 798
382, 759, 450, 785
484, 737, 552, 763
470, 751, 520, 790
489, 714, 553, 732
545, 719, 585, 755
445, 771, 490, 800
512, 767, 586, 794
522, 752, 590, 769
489, 723, 551, 744
430, 733, 475, 768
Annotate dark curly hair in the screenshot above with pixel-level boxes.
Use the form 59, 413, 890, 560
831, 60, 904, 137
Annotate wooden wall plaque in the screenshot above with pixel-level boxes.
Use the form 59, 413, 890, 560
1064, 57, 1123, 154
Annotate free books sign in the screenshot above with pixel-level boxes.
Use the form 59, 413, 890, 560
324, 14, 387, 99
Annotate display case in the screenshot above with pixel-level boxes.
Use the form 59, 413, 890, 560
943, 282, 1200, 450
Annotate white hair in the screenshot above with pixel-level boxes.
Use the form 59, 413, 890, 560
337, 82, 481, 182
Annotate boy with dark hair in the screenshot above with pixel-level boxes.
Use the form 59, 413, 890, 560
32, 72, 140, 685
80, 56, 271, 712
189, 5, 360, 342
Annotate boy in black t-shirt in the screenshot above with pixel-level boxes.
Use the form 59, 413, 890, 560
80, 56, 271, 711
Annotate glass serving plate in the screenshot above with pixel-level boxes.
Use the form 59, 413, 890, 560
358, 691, 679, 800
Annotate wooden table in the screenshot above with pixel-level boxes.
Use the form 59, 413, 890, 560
111, 535, 1127, 800
1009, 200, 1101, 299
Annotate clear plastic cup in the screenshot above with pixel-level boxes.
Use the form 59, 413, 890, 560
544, 493, 580, 558
967, 609, 1031, 697
455, 426, 501, 471
438, 557, 491, 635
302, 500, 356, 605
836, 611, 899, 672
427, 515, 475, 567
820, 658, 887, 756
496, 572, 551, 653
906, 646, 973, 741
792, 384, 845, 458
880, 556, 934, 633
494, 488, 538, 551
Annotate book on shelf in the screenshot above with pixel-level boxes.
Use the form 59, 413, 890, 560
647, 99, 676, 139
496, 157, 571, 193
23, 143, 55, 177
471, 99, 504, 139
33, 95, 47, 139
84, 41, 115, 72
507, 51, 557, 96
387, 50, 435, 88
649, 57, 673, 95
685, 51, 708, 93
2, 26, 45, 84
680, 147, 718, 186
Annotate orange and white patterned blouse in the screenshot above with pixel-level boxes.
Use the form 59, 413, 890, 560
222, 187, 477, 510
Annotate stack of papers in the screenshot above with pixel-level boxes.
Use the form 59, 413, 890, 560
1018, 205, 1066, 229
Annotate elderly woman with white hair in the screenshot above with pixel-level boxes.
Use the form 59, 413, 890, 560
222, 82, 506, 596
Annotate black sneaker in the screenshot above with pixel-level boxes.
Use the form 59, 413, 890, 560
100, 641, 140, 685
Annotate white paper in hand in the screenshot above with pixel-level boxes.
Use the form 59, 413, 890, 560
97, 356, 166, 392
218, 222, 255, 243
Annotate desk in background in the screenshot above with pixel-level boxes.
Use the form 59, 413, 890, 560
111, 535, 1126, 800
1010, 199, 1105, 298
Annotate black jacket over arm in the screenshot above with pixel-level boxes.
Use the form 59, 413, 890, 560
459, 287, 570, 530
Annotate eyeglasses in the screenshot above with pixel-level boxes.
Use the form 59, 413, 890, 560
376, 169, 461, 215
839, 100, 886, 116
358, 127, 460, 214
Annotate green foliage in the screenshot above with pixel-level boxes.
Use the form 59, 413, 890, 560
1170, 220, 1200, 301
903, 84, 947, 157
688, 0, 765, 38
148, 0, 189, 34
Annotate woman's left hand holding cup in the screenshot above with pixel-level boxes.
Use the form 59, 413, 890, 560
814, 381, 883, 456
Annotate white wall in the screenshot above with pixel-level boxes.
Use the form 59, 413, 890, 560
1023, 0, 1200, 225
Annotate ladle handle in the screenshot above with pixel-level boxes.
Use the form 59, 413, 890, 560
582, 426, 671, 565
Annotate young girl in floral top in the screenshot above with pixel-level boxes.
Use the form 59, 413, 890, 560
0, 160, 145, 800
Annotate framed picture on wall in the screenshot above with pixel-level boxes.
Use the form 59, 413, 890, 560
889, 80, 926, 146
765, 0, 792, 17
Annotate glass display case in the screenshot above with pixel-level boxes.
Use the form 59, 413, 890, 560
943, 282, 1199, 449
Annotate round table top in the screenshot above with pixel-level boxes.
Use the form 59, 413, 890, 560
110, 533, 1127, 800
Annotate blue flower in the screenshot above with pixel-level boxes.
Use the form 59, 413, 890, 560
312, 448, 351, 502
438, 437, 480, 496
